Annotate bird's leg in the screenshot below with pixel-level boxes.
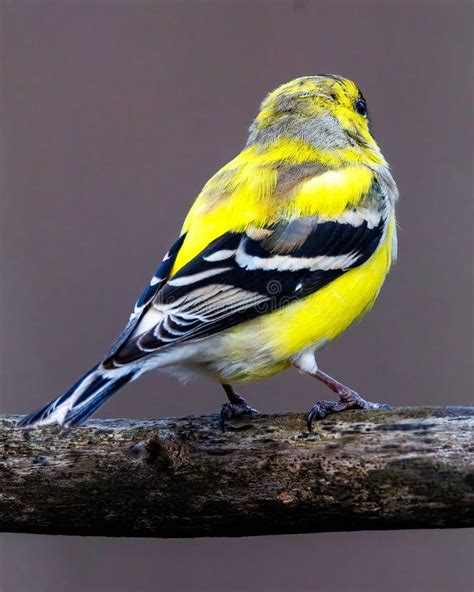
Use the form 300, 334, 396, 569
293, 354, 391, 432
219, 384, 259, 432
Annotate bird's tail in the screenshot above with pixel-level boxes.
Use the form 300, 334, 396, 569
17, 364, 138, 428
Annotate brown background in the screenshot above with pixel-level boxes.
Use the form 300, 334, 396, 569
1, 1, 473, 591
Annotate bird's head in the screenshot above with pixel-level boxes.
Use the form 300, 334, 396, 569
248, 75, 384, 165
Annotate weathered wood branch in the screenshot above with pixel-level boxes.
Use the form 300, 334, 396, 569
1, 407, 473, 537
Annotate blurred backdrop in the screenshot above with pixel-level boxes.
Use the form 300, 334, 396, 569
1, 1, 472, 591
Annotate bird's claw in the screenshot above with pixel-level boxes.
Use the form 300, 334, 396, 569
307, 400, 343, 431
307, 391, 392, 432
220, 401, 259, 432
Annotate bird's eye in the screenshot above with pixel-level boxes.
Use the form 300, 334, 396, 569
355, 99, 367, 117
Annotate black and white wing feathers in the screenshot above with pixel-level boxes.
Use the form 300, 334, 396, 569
105, 206, 386, 368
106, 233, 186, 357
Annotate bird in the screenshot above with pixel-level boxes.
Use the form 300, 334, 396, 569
18, 74, 398, 431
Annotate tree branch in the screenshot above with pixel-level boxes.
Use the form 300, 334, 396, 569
1, 406, 473, 537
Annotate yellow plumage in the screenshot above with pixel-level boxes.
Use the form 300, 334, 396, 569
19, 74, 399, 429
169, 76, 397, 382
174, 151, 377, 271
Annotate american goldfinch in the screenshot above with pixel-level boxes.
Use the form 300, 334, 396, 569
19, 75, 398, 431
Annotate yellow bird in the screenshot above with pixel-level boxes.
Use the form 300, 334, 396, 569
19, 75, 398, 431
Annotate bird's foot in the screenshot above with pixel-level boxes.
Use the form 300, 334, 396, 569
307, 388, 392, 431
220, 392, 259, 432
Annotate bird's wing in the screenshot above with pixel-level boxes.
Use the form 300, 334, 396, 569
104, 200, 386, 368
106, 233, 186, 357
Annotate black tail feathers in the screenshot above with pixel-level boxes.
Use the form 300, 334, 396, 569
17, 364, 136, 428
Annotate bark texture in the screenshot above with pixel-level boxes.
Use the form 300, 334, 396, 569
1, 406, 473, 537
